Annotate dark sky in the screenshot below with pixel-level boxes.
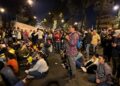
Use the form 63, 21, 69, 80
1, 0, 120, 28
32, 0, 96, 28
33, 0, 62, 20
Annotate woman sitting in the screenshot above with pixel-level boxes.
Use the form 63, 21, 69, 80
25, 52, 49, 79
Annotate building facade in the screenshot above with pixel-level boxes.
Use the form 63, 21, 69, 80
95, 0, 115, 29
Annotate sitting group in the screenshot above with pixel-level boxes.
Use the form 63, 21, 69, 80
0, 41, 49, 86
61, 50, 113, 86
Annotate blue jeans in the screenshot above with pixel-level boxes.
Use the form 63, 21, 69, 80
15, 81, 24, 86
88, 74, 96, 83
76, 58, 84, 68
86, 44, 90, 58
88, 75, 111, 86
92, 44, 97, 54
29, 71, 47, 79
55, 42, 61, 52
67, 56, 76, 78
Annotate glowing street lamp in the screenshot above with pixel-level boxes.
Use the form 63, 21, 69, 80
33, 16, 37, 19
0, 8, 5, 13
113, 5, 120, 29
61, 19, 64, 23
27, 0, 33, 6
74, 22, 78, 25
48, 12, 51, 15
113, 5, 119, 11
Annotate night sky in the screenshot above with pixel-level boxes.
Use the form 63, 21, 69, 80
0, 0, 120, 28
33, 0, 62, 20
32, 0, 96, 28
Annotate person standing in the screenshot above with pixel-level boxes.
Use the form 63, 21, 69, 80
54, 30, 62, 53
112, 33, 120, 84
91, 30, 101, 54
65, 25, 79, 79
84, 30, 92, 59
16, 27, 22, 41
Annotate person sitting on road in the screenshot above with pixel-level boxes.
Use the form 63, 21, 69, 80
7, 53, 19, 74
0, 61, 19, 86
75, 52, 84, 69
88, 55, 113, 86
25, 52, 49, 79
81, 54, 99, 74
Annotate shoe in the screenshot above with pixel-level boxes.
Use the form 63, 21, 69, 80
81, 67, 87, 72
26, 75, 34, 79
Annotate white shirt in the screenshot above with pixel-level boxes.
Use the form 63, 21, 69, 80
28, 58, 49, 73
37, 31, 43, 39
17, 31, 21, 39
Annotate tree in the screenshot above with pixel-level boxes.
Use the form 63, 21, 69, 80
0, 0, 35, 27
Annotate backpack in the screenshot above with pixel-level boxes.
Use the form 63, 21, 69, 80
76, 33, 83, 49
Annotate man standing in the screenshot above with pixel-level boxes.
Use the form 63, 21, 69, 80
36, 28, 44, 44
65, 25, 79, 79
112, 33, 120, 84
84, 30, 92, 59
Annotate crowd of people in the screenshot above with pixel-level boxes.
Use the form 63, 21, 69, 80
0, 25, 120, 86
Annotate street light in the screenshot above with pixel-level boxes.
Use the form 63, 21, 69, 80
33, 16, 37, 19
0, 8, 5, 13
48, 12, 51, 15
113, 5, 119, 11
27, 0, 33, 6
113, 5, 120, 29
61, 19, 64, 23
74, 22, 78, 25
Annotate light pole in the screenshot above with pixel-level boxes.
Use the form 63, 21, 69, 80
113, 5, 120, 29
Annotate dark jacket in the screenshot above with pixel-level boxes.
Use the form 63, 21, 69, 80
84, 33, 92, 44
0, 66, 19, 86
112, 37, 120, 58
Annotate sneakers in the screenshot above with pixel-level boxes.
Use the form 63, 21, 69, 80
81, 67, 87, 73
26, 75, 34, 79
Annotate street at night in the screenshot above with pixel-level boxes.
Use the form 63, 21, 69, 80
0, 0, 120, 86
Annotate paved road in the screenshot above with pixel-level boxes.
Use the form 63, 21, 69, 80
29, 53, 96, 86
0, 52, 96, 86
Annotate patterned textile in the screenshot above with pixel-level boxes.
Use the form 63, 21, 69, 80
66, 32, 79, 57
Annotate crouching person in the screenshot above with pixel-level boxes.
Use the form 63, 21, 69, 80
25, 52, 49, 79
75, 52, 84, 69
88, 55, 113, 86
